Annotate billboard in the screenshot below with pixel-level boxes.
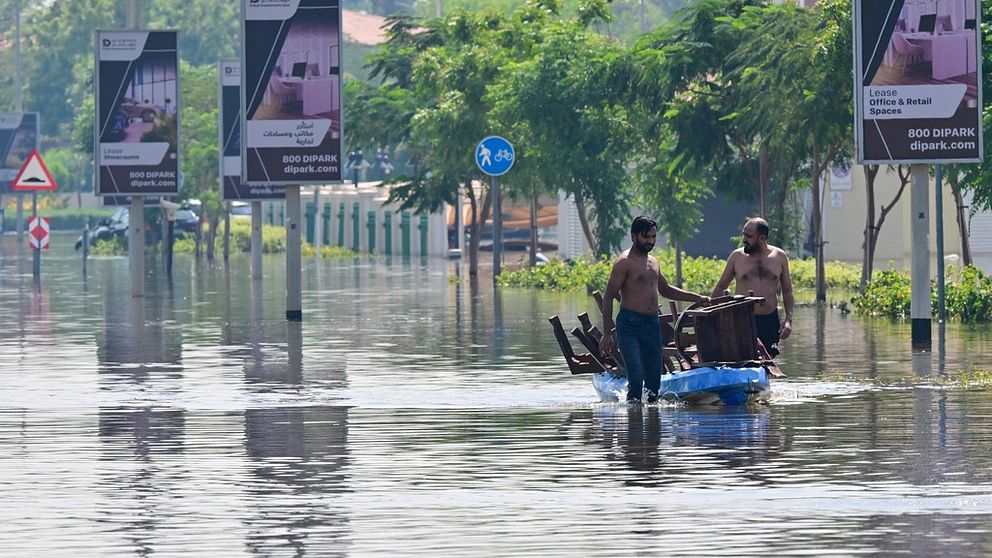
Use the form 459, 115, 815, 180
854, 0, 982, 163
219, 59, 285, 200
241, 0, 342, 185
95, 30, 180, 196
0, 113, 39, 195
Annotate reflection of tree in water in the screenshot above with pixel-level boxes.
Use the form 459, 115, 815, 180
562, 406, 789, 488
96, 407, 187, 557
244, 406, 351, 557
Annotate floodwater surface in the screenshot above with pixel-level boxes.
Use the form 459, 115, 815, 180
2, 234, 992, 556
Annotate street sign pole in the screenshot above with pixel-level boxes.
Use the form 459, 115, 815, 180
31, 190, 38, 281
492, 175, 501, 279
474, 135, 515, 283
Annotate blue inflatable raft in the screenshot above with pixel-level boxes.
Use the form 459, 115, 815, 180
592, 366, 771, 405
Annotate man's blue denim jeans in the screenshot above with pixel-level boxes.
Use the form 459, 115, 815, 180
615, 308, 662, 403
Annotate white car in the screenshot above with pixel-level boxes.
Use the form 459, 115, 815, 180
229, 201, 251, 219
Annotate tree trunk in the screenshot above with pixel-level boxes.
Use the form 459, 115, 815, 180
951, 182, 972, 266
76, 189, 83, 209
206, 214, 219, 261
573, 191, 597, 256
811, 142, 826, 302
529, 191, 538, 266
468, 186, 479, 277
674, 240, 683, 288
194, 214, 204, 260
758, 143, 770, 218
467, 183, 492, 278
861, 164, 880, 293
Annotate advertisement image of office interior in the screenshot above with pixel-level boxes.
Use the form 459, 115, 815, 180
2, 123, 35, 171
874, 0, 977, 94
111, 53, 178, 145
257, 10, 341, 132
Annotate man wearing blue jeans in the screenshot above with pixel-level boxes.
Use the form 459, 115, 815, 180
599, 216, 710, 403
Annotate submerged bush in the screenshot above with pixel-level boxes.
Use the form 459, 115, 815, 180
497, 251, 863, 295
89, 237, 127, 256
853, 265, 992, 322
851, 268, 911, 317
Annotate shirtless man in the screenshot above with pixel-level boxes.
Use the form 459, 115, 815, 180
712, 217, 794, 357
599, 216, 710, 403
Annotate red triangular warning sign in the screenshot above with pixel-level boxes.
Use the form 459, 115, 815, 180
12, 149, 57, 192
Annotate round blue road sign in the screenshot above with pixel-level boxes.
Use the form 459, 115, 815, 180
475, 136, 515, 176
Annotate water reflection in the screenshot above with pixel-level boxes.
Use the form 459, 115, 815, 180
244, 406, 351, 557
563, 405, 784, 487
5, 237, 992, 555
97, 407, 187, 557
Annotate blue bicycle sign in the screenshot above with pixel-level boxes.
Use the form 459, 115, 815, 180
475, 136, 515, 176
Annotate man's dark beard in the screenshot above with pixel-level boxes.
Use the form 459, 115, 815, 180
633, 241, 654, 254
743, 242, 755, 254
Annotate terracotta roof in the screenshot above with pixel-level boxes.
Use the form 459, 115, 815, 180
343, 9, 388, 46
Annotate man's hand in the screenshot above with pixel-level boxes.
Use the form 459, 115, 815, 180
599, 331, 615, 356
779, 317, 792, 340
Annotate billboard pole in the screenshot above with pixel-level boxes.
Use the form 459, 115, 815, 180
286, 185, 302, 321
910, 164, 931, 347
935, 163, 945, 322
127, 0, 144, 298
251, 201, 262, 279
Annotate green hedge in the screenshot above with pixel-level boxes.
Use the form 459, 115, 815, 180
497, 252, 863, 294
1, 207, 113, 232
853, 265, 992, 322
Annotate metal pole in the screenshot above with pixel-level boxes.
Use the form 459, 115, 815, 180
435, 0, 442, 17
14, 0, 23, 244
31, 190, 39, 280
251, 201, 263, 280
286, 185, 303, 321
935, 164, 945, 322
492, 175, 502, 280
223, 201, 231, 262
910, 164, 931, 347
82, 218, 89, 278
127, 0, 144, 298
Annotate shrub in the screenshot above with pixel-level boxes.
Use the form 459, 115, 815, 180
89, 236, 128, 256
852, 265, 992, 322
497, 251, 864, 295
851, 268, 911, 317
944, 265, 992, 323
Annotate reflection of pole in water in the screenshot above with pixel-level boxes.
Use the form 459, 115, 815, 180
937, 322, 946, 375
815, 303, 827, 373
243, 407, 351, 554
492, 286, 504, 359
287, 322, 303, 382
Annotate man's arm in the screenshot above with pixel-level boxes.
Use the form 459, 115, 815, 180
658, 271, 709, 304
599, 259, 625, 355
712, 253, 737, 297
778, 252, 794, 340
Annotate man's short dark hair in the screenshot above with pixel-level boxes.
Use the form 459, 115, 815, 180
749, 217, 769, 238
631, 215, 657, 236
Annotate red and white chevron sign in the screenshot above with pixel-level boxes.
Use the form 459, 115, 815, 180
28, 216, 50, 250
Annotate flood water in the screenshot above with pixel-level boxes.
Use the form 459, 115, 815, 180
2, 233, 992, 556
